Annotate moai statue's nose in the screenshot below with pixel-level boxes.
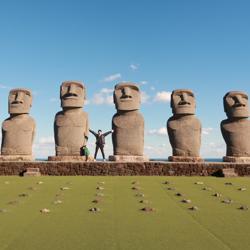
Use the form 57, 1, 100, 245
180, 93, 189, 103
67, 84, 77, 95
122, 87, 132, 98
234, 95, 245, 106
15, 92, 24, 103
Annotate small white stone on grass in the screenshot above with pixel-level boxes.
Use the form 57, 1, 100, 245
89, 207, 100, 212
40, 208, 50, 214
37, 181, 44, 185
4, 181, 10, 185
181, 199, 192, 204
195, 181, 204, 185
96, 186, 104, 190
53, 200, 62, 205
0, 209, 7, 213
61, 187, 70, 191
238, 187, 247, 191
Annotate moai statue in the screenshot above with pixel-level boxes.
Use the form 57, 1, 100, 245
0, 88, 35, 161
48, 81, 89, 161
109, 82, 148, 162
167, 89, 203, 162
221, 91, 250, 162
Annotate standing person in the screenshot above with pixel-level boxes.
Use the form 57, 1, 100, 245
89, 129, 113, 160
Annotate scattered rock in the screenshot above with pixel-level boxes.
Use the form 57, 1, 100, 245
96, 193, 104, 197
189, 206, 199, 211
213, 193, 222, 197
7, 200, 19, 205
141, 207, 155, 212
0, 209, 7, 213
139, 200, 149, 204
61, 187, 70, 191
163, 181, 170, 185
92, 199, 101, 203
40, 208, 50, 214
238, 187, 247, 191
28, 187, 36, 191
96, 186, 104, 190
53, 200, 62, 205
37, 181, 44, 185
195, 181, 204, 185
89, 207, 100, 212
222, 199, 233, 204
4, 181, 10, 185
202, 187, 212, 191
167, 187, 176, 191
98, 181, 105, 185
181, 199, 192, 204
135, 193, 145, 197
225, 182, 233, 186
132, 181, 139, 185
18, 193, 29, 197
238, 205, 248, 211
132, 186, 140, 190
175, 193, 183, 197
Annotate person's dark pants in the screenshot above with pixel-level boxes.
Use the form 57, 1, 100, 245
94, 144, 105, 159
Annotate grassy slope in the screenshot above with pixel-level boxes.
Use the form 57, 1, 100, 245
0, 176, 250, 250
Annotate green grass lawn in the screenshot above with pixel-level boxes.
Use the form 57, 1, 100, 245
0, 176, 250, 250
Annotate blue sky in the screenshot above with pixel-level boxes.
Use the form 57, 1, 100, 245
0, 0, 249, 158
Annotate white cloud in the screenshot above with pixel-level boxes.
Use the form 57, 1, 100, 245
150, 86, 155, 91
140, 81, 148, 85
130, 63, 139, 71
0, 83, 11, 89
33, 136, 54, 159
141, 91, 150, 104
92, 88, 113, 105
102, 73, 121, 82
154, 91, 171, 103
202, 127, 213, 135
148, 127, 168, 136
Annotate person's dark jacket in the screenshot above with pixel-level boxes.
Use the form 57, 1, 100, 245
89, 129, 112, 146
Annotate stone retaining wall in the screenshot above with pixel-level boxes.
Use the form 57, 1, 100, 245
0, 161, 250, 176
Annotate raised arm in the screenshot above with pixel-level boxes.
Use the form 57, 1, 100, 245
103, 130, 113, 137
89, 129, 97, 137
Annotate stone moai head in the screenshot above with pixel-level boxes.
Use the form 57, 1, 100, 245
113, 82, 141, 111
223, 91, 249, 118
171, 89, 196, 115
8, 88, 32, 115
60, 81, 86, 108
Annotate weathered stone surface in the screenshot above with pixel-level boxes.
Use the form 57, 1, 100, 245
111, 82, 146, 160
48, 156, 88, 161
109, 155, 149, 162
51, 81, 89, 158
1, 89, 35, 158
221, 91, 250, 161
0, 155, 33, 161
0, 161, 249, 176
168, 156, 203, 162
167, 89, 202, 158
23, 167, 41, 177
221, 168, 238, 177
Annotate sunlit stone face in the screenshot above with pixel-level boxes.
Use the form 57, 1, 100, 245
60, 81, 85, 108
8, 89, 32, 114
224, 91, 249, 118
113, 83, 141, 111
171, 89, 196, 115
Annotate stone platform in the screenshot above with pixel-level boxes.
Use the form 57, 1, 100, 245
0, 161, 250, 176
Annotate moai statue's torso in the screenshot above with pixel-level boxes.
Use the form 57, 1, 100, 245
112, 82, 145, 157
221, 91, 250, 158
54, 81, 89, 156
221, 119, 250, 156
1, 89, 35, 156
167, 89, 202, 159
167, 115, 201, 157
112, 110, 144, 155
55, 109, 89, 155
